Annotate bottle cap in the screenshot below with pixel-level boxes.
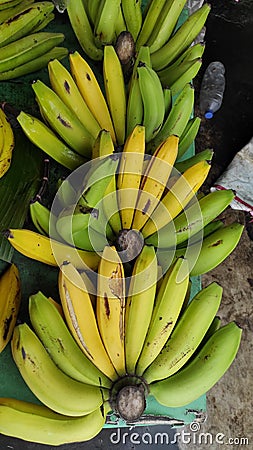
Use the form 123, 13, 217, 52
205, 110, 213, 119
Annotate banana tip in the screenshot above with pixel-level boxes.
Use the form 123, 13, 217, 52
2, 229, 13, 239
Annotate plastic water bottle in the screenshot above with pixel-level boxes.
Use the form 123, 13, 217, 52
199, 61, 226, 119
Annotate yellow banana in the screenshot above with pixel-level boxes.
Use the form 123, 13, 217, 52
0, 108, 14, 179
58, 261, 118, 380
117, 125, 146, 229
132, 135, 179, 231
103, 45, 126, 145
0, 263, 21, 353
92, 128, 115, 159
69, 51, 116, 143
96, 246, 126, 376
5, 229, 100, 271
142, 159, 211, 238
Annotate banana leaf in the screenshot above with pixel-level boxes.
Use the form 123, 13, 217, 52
0, 126, 43, 263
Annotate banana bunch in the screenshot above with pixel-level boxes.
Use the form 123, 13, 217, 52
0, 107, 14, 179
66, 0, 142, 61
0, 263, 21, 353
0, 1, 68, 80
6, 126, 244, 278
0, 251, 242, 444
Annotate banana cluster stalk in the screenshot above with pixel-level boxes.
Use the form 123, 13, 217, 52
0, 250, 242, 444
0, 1, 69, 80
0, 263, 21, 353
6, 125, 244, 278
0, 107, 14, 178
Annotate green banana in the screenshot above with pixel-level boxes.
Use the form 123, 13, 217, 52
86, 0, 101, 26
0, 398, 110, 445
11, 323, 109, 416
0, 0, 34, 23
146, 188, 235, 249
32, 80, 94, 158
29, 291, 112, 388
151, 3, 211, 70
102, 173, 122, 234
149, 321, 242, 407
31, 10, 54, 33
67, 0, 103, 61
0, 32, 64, 72
48, 58, 101, 141
157, 57, 201, 89
136, 257, 189, 376
147, 0, 187, 53
92, 128, 115, 159
17, 111, 85, 171
143, 282, 223, 383
135, 0, 167, 50
126, 65, 143, 138
175, 148, 214, 172
0, 45, 68, 81
137, 62, 165, 142
161, 40, 205, 73
147, 83, 194, 153
175, 222, 244, 276
176, 219, 225, 250
0, 0, 23, 9
177, 116, 201, 160
169, 58, 203, 96
0, 1, 54, 48
121, 0, 142, 41
125, 245, 158, 374
94, 0, 121, 47
163, 86, 172, 118
30, 200, 50, 236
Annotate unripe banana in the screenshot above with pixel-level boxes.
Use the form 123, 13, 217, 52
177, 116, 201, 160
149, 321, 242, 408
94, 0, 121, 47
175, 148, 214, 173
0, 0, 34, 24
11, 324, 109, 416
121, 0, 142, 41
136, 0, 167, 50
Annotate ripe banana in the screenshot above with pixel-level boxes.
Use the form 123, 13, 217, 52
146, 188, 235, 249
143, 281, 223, 383
121, 0, 142, 41
0, 263, 21, 353
137, 62, 165, 143
11, 323, 109, 416
0, 1, 55, 48
125, 245, 157, 374
136, 257, 189, 376
96, 245, 126, 376
94, 0, 121, 47
142, 159, 211, 238
29, 290, 112, 388
151, 3, 211, 70
4, 228, 100, 270
0, 32, 64, 72
48, 58, 101, 141
132, 135, 179, 231
0, 46, 68, 81
177, 116, 201, 160
147, 0, 187, 53
32, 80, 95, 158
0, 397, 110, 445
67, 0, 103, 61
136, 0, 167, 50
148, 83, 194, 153
17, 111, 85, 170
117, 125, 145, 230
149, 321, 242, 407
58, 261, 118, 380
103, 45, 126, 145
0, 107, 14, 179
69, 51, 116, 143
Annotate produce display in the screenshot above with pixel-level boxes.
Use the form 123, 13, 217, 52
0, 0, 244, 446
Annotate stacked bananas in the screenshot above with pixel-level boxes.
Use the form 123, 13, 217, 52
0, 254, 242, 445
6, 126, 244, 278
0, 263, 21, 353
17, 47, 202, 169
0, 107, 14, 178
0, 0, 68, 80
